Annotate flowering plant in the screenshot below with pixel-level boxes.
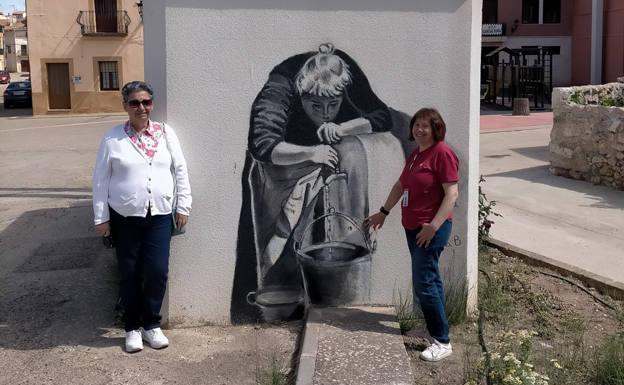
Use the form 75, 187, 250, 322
466, 330, 550, 385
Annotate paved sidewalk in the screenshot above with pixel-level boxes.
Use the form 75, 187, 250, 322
297, 307, 413, 385
480, 116, 624, 293
480, 111, 553, 133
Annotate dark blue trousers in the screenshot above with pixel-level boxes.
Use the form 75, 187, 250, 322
405, 220, 452, 344
110, 208, 171, 332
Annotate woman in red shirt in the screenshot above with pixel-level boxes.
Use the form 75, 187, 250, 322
367, 108, 459, 362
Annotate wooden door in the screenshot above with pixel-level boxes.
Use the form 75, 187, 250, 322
95, 0, 117, 33
21, 60, 30, 73
47, 63, 71, 110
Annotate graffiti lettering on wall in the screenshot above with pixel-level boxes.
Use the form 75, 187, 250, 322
231, 43, 411, 323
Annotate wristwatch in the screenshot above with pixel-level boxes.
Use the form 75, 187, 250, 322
380, 206, 390, 216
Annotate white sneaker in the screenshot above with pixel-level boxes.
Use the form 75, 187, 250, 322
420, 340, 452, 361
125, 330, 143, 353
142, 327, 169, 349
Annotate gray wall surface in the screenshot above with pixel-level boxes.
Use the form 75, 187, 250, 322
144, 0, 482, 325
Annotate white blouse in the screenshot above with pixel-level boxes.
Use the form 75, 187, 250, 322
92, 122, 192, 225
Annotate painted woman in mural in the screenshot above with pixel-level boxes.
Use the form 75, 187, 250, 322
232, 43, 392, 322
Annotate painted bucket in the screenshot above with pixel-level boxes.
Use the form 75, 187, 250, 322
295, 212, 374, 306
246, 286, 304, 322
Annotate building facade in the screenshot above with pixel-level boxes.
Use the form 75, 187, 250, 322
3, 26, 28, 72
26, 0, 144, 115
482, 0, 624, 87
0, 26, 5, 71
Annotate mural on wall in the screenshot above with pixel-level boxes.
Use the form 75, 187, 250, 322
232, 43, 409, 323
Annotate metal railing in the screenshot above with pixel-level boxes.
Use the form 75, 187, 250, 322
482, 23, 506, 37
76, 10, 131, 36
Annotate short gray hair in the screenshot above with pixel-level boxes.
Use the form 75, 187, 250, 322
121, 81, 154, 102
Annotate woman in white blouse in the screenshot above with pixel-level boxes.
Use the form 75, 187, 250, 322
92, 81, 191, 353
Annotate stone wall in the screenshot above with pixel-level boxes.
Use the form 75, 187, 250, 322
550, 82, 624, 189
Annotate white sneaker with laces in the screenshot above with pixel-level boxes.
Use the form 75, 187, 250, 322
420, 339, 452, 361
142, 327, 169, 349
125, 329, 143, 353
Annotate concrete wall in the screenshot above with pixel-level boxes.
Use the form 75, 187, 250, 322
145, 0, 481, 326
26, 0, 144, 114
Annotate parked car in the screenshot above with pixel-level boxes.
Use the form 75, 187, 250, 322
0, 71, 10, 84
3, 81, 32, 108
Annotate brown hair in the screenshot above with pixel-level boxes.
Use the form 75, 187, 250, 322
408, 108, 447, 142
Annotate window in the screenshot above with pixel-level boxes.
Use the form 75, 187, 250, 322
523, 0, 561, 24
99, 61, 119, 91
522, 0, 539, 24
20, 44, 27, 55
482, 0, 498, 24
543, 0, 561, 23
7, 45, 11, 54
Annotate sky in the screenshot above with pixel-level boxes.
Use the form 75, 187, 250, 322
0, 0, 25, 14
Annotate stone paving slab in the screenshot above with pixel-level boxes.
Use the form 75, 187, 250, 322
296, 306, 413, 385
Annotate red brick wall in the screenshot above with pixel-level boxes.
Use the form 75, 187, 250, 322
498, 0, 573, 37
571, 0, 592, 85
603, 0, 624, 82
571, 0, 624, 85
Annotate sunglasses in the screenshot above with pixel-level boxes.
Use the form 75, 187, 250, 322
127, 99, 153, 108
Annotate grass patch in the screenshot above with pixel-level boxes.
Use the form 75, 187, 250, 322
538, 315, 589, 384
478, 271, 514, 325
393, 288, 421, 334
256, 354, 289, 385
445, 280, 468, 326
593, 334, 624, 385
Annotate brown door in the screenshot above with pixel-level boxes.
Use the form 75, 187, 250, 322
47, 63, 71, 110
21, 60, 30, 73
95, 0, 117, 33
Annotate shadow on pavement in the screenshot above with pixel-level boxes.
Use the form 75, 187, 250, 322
0, 187, 92, 199
485, 165, 624, 210
0, 205, 122, 351
314, 307, 401, 335
0, 102, 33, 118
509, 145, 550, 163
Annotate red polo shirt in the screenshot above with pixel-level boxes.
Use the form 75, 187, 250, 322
399, 141, 459, 230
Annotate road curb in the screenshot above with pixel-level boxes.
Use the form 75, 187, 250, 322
295, 308, 321, 385
487, 238, 624, 300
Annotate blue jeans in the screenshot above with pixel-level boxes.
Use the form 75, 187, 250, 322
110, 208, 171, 332
405, 220, 452, 344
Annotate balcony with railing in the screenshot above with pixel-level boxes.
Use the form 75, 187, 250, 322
18, 49, 28, 58
76, 10, 131, 36
482, 23, 507, 43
